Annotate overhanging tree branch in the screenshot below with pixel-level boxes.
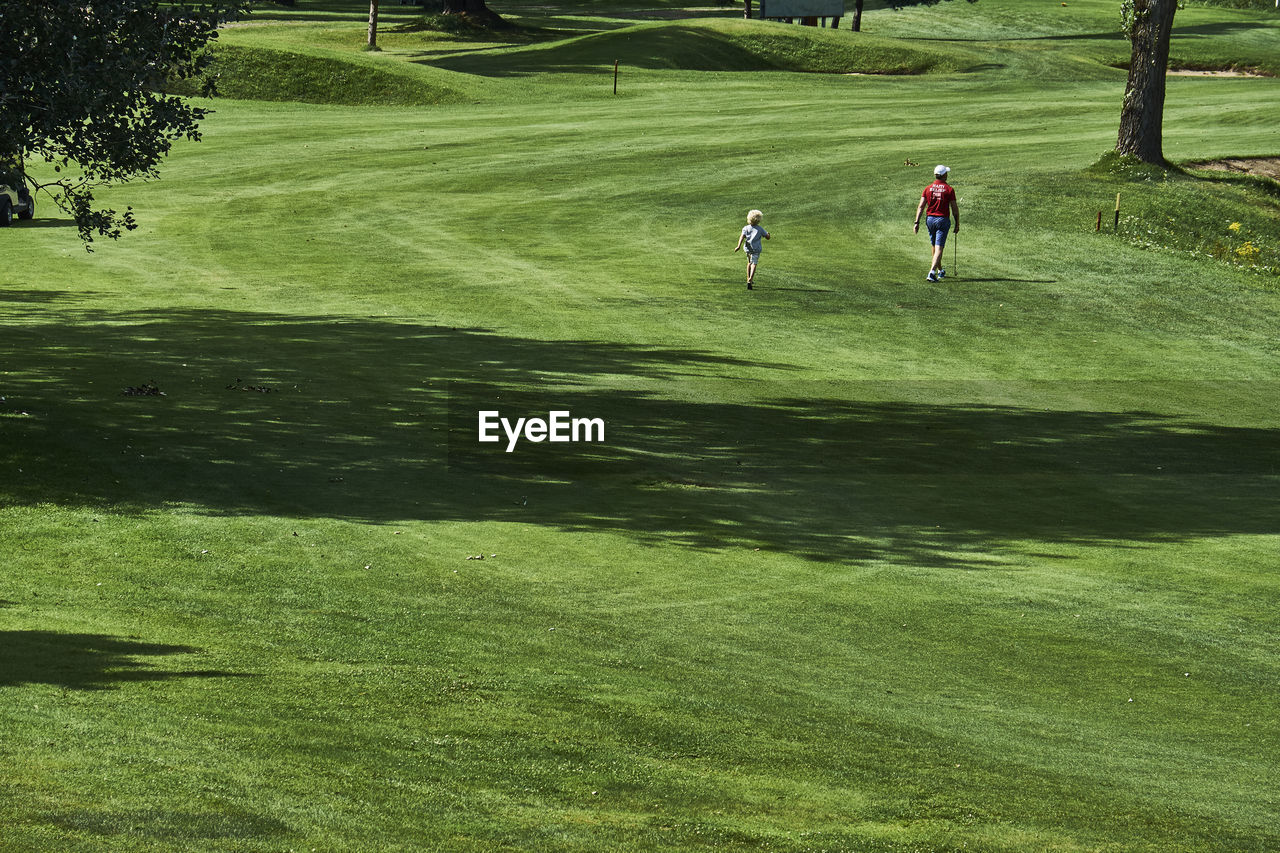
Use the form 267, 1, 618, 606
0, 0, 250, 248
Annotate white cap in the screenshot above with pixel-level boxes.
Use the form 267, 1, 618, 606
934, 164, 950, 177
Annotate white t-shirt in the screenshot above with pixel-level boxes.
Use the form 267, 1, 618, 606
741, 224, 768, 254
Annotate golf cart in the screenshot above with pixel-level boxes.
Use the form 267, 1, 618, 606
0, 171, 35, 227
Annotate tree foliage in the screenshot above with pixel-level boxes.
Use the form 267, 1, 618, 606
0, 0, 250, 247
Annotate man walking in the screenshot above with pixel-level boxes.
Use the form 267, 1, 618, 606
913, 165, 959, 282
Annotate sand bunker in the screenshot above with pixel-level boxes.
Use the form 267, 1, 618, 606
1187, 158, 1280, 181
1169, 69, 1268, 77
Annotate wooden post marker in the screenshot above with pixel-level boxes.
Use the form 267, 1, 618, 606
1096, 211, 1102, 232
613, 60, 619, 95
1114, 193, 1121, 231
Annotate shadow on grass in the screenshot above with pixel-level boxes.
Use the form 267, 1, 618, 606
1176, 162, 1280, 200
1172, 20, 1278, 39
0, 289, 89, 304
40, 806, 289, 842
0, 631, 252, 691
958, 278, 1057, 284
1, 305, 1277, 566
906, 33, 1120, 43
595, 7, 741, 21
15, 218, 78, 229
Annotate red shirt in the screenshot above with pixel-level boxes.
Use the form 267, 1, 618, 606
922, 180, 956, 218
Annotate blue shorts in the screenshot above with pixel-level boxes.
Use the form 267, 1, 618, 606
926, 215, 951, 248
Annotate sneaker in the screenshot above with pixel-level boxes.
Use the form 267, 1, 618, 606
926, 272, 938, 282
937, 268, 946, 279
746, 282, 753, 290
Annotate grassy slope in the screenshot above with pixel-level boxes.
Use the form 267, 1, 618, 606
422, 19, 988, 75
165, 41, 481, 105
2, 0, 1279, 851
861, 0, 1280, 75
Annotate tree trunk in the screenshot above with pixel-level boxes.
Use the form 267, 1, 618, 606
442, 0, 504, 25
1116, 0, 1177, 166
367, 0, 379, 49
853, 0, 864, 31
744, 0, 753, 19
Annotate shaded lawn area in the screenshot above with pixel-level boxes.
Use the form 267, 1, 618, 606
2, 304, 1276, 569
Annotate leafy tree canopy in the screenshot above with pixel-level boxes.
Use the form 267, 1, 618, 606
0, 0, 250, 247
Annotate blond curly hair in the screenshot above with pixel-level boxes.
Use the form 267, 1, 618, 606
747, 209, 763, 225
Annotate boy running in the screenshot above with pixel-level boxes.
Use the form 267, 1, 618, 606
733, 209, 771, 290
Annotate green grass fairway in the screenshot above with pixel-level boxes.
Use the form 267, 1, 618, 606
2, 0, 1278, 850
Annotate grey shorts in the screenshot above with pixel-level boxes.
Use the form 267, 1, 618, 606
745, 251, 761, 265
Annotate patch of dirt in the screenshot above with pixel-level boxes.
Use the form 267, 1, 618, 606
1187, 158, 1280, 181
1169, 69, 1269, 77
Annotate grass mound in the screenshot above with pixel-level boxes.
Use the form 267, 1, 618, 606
400, 11, 513, 35
1085, 150, 1174, 182
167, 42, 471, 105
1085, 151, 1280, 277
714, 19, 985, 74
435, 18, 984, 75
